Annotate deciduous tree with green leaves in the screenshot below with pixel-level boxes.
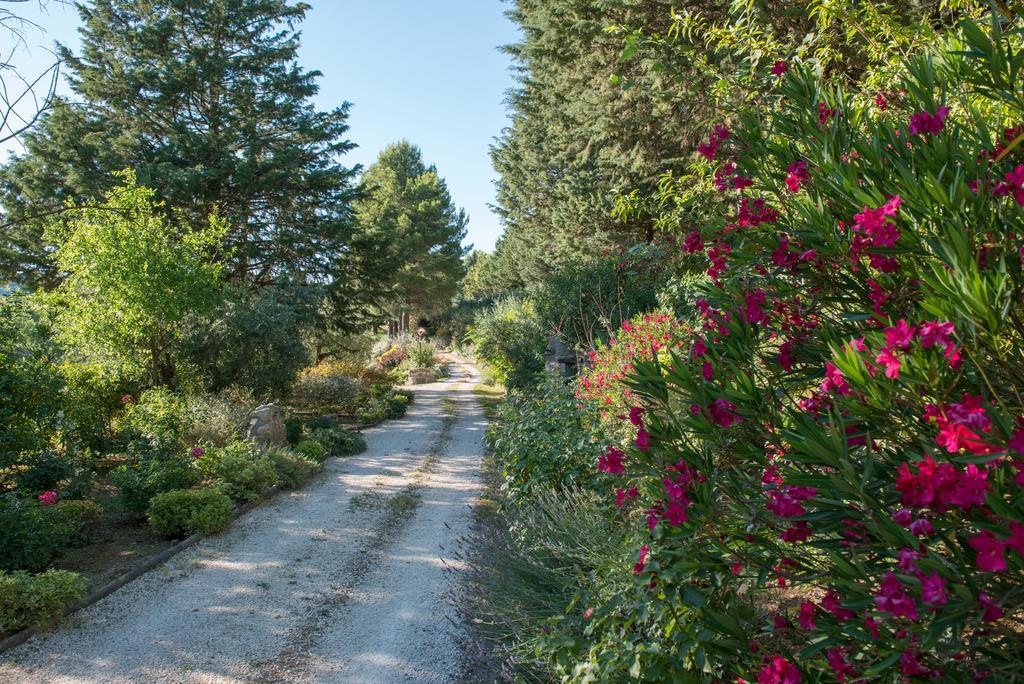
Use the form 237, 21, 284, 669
48, 171, 225, 387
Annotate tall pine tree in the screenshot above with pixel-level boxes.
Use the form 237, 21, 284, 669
355, 141, 468, 332
0, 0, 369, 294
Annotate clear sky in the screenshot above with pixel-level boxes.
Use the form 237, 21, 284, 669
0, 0, 519, 251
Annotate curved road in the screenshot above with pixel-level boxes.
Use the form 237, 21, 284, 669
0, 359, 485, 683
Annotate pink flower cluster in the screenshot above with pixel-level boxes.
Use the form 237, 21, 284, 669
38, 490, 58, 506
698, 124, 730, 161
908, 106, 949, 136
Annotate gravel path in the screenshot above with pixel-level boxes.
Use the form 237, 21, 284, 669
0, 358, 486, 684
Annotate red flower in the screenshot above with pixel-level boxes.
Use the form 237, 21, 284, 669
993, 164, 1024, 206
797, 601, 816, 630
909, 106, 950, 136
875, 348, 901, 379
599, 446, 625, 474
920, 571, 948, 605
635, 428, 652, 453
708, 398, 742, 427
969, 531, 1007, 572
614, 486, 638, 508
826, 647, 855, 682
634, 544, 649, 574
821, 588, 855, 621
37, 490, 58, 506
757, 655, 801, 684
771, 60, 789, 77
874, 572, 919, 620
682, 229, 704, 253
785, 160, 809, 192
979, 592, 1003, 622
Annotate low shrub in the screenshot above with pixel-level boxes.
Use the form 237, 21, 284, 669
467, 297, 546, 390
118, 388, 188, 450
290, 363, 362, 413
308, 427, 366, 458
284, 417, 304, 446
294, 439, 328, 463
197, 440, 276, 503
0, 569, 86, 634
487, 376, 607, 506
408, 340, 436, 368
11, 452, 74, 495
145, 488, 234, 537
55, 499, 104, 545
180, 391, 251, 448
0, 494, 72, 572
110, 447, 200, 514
377, 344, 408, 368
266, 446, 320, 488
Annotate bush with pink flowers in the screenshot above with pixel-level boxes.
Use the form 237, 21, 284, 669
565, 18, 1024, 682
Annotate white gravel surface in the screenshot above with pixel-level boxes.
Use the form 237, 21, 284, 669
0, 358, 486, 684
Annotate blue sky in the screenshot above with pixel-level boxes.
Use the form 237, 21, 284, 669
1, 1, 519, 251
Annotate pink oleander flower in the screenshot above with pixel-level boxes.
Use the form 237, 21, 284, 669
875, 348, 901, 379
884, 319, 915, 350
798, 601, 816, 630
821, 588, 855, 621
757, 655, 801, 684
682, 229, 704, 253
781, 521, 811, 543
785, 160, 809, 193
628, 406, 645, 426
615, 486, 638, 508
635, 428, 652, 453
979, 592, 1003, 622
969, 531, 1007, 572
191, 446, 205, 458
771, 60, 789, 77
909, 106, 950, 136
874, 572, 919, 620
920, 571, 948, 605
634, 544, 649, 574
38, 490, 58, 506
598, 446, 625, 474
708, 398, 742, 428
826, 647, 855, 682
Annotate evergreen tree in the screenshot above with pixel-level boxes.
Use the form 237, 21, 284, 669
355, 141, 468, 331
0, 0, 364, 292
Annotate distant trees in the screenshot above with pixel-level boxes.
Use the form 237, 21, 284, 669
355, 141, 468, 332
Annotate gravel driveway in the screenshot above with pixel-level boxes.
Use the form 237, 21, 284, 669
0, 358, 485, 683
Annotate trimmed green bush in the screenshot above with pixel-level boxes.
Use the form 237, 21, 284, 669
145, 488, 233, 537
294, 439, 328, 463
265, 446, 320, 488
308, 427, 366, 458
197, 440, 276, 503
111, 447, 200, 514
0, 494, 73, 572
0, 569, 86, 634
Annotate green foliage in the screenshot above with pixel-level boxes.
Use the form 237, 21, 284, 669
0, 570, 86, 634
290, 363, 362, 414
265, 446, 321, 489
308, 428, 367, 459
145, 488, 234, 538
285, 417, 305, 447
178, 391, 252, 449
486, 376, 606, 505
467, 297, 546, 389
0, 495, 72, 572
407, 340, 436, 368
46, 172, 225, 387
294, 439, 328, 463
532, 244, 668, 350
355, 141, 468, 321
111, 447, 200, 515
10, 452, 73, 495
178, 283, 315, 398
197, 441, 276, 503
119, 388, 190, 451
0, 294, 64, 470
55, 499, 104, 545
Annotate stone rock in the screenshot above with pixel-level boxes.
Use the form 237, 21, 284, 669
545, 335, 579, 377
408, 367, 436, 385
247, 403, 286, 445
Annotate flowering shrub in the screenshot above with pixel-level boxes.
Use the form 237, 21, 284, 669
577, 310, 688, 434
377, 344, 408, 369
576, 19, 1024, 682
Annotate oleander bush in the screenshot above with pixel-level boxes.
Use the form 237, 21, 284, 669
567, 19, 1024, 682
196, 440, 276, 503
265, 446, 321, 488
146, 488, 234, 537
0, 569, 86, 634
